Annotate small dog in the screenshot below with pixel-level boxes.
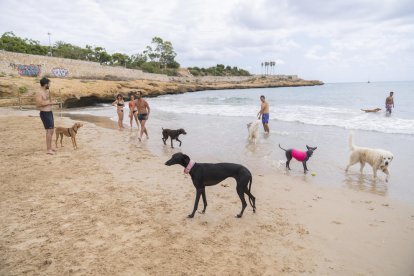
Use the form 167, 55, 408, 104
279, 144, 317, 173
361, 108, 381, 113
165, 153, 256, 218
345, 132, 393, 181
55, 122, 83, 149
162, 128, 187, 148
247, 120, 260, 144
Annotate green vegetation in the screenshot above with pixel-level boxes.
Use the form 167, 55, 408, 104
188, 64, 250, 77
18, 86, 28, 94
0, 32, 251, 77
0, 32, 180, 74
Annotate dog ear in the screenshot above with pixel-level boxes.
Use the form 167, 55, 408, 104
306, 145, 310, 150
182, 153, 190, 163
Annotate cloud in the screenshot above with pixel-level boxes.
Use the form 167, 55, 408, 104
0, 0, 413, 82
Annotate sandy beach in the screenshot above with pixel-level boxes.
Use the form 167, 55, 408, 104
1, 109, 414, 275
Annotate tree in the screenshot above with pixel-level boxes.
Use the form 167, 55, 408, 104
143, 37, 179, 69
53, 41, 89, 60
128, 53, 147, 68
111, 52, 129, 67
0, 31, 48, 55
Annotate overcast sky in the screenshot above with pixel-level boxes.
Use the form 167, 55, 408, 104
1, 0, 413, 82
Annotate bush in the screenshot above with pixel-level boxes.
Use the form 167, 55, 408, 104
19, 86, 28, 94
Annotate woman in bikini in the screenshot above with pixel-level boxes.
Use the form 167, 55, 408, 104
128, 94, 139, 129
112, 94, 125, 130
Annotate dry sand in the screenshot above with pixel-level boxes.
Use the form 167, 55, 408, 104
1, 109, 414, 275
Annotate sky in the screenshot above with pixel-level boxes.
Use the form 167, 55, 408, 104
1, 0, 413, 82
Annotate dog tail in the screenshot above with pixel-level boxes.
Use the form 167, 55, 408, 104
348, 132, 355, 150
278, 144, 287, 151
248, 174, 254, 209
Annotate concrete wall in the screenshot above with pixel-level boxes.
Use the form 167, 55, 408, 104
0, 50, 299, 82
0, 50, 170, 81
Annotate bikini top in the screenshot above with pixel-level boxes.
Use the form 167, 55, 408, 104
117, 101, 124, 107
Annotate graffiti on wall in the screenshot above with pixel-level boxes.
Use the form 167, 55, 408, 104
9, 63, 42, 76
52, 67, 69, 77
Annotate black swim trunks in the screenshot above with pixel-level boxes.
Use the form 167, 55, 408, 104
138, 113, 147, 121
40, 111, 54, 129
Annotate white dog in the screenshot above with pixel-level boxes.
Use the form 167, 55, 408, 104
247, 120, 261, 144
345, 132, 394, 181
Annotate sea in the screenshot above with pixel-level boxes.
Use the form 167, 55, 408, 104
65, 81, 414, 203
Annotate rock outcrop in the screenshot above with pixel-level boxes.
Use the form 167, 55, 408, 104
0, 75, 323, 108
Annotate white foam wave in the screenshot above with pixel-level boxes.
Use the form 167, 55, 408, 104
153, 102, 414, 135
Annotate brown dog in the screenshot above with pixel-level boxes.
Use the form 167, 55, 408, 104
55, 122, 83, 149
162, 128, 187, 148
361, 108, 381, 113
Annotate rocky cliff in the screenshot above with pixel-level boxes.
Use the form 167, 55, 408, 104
0, 75, 323, 108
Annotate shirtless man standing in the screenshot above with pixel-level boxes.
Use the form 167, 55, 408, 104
385, 91, 394, 114
257, 95, 270, 133
135, 91, 150, 141
35, 77, 57, 155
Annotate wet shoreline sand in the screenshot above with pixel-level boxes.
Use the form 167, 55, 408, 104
1, 109, 414, 275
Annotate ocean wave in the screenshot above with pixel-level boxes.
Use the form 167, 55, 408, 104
153, 103, 414, 135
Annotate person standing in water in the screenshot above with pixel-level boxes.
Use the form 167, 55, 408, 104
385, 91, 394, 115
257, 95, 270, 133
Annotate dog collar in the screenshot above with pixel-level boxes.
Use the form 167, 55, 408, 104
184, 160, 195, 174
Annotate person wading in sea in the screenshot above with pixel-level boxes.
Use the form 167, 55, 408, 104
257, 95, 270, 133
385, 91, 395, 115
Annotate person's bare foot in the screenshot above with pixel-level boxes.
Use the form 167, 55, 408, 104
46, 150, 55, 155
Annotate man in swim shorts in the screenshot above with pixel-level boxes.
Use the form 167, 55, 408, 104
35, 77, 57, 155
135, 91, 150, 141
257, 95, 270, 133
385, 91, 394, 114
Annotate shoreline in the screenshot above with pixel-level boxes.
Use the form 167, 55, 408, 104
0, 75, 323, 108
1, 110, 413, 274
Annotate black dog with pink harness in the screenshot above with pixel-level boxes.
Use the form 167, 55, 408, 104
165, 152, 256, 218
279, 144, 317, 173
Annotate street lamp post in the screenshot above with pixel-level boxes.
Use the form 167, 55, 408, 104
47, 32, 52, 56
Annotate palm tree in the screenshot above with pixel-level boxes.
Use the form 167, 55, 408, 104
261, 62, 264, 75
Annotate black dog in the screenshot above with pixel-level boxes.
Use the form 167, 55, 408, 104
165, 153, 256, 218
162, 128, 187, 148
279, 144, 317, 173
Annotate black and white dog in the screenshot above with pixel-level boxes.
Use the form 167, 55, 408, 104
165, 153, 256, 218
279, 144, 317, 173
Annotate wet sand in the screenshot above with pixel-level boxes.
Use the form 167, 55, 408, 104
1, 109, 414, 275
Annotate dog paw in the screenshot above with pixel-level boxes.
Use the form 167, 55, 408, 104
187, 214, 195, 218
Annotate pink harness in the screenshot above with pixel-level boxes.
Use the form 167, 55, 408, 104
184, 160, 195, 174
292, 149, 307, 162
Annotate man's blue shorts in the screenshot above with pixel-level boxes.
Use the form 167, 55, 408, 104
262, 113, 269, 124
40, 111, 54, 129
